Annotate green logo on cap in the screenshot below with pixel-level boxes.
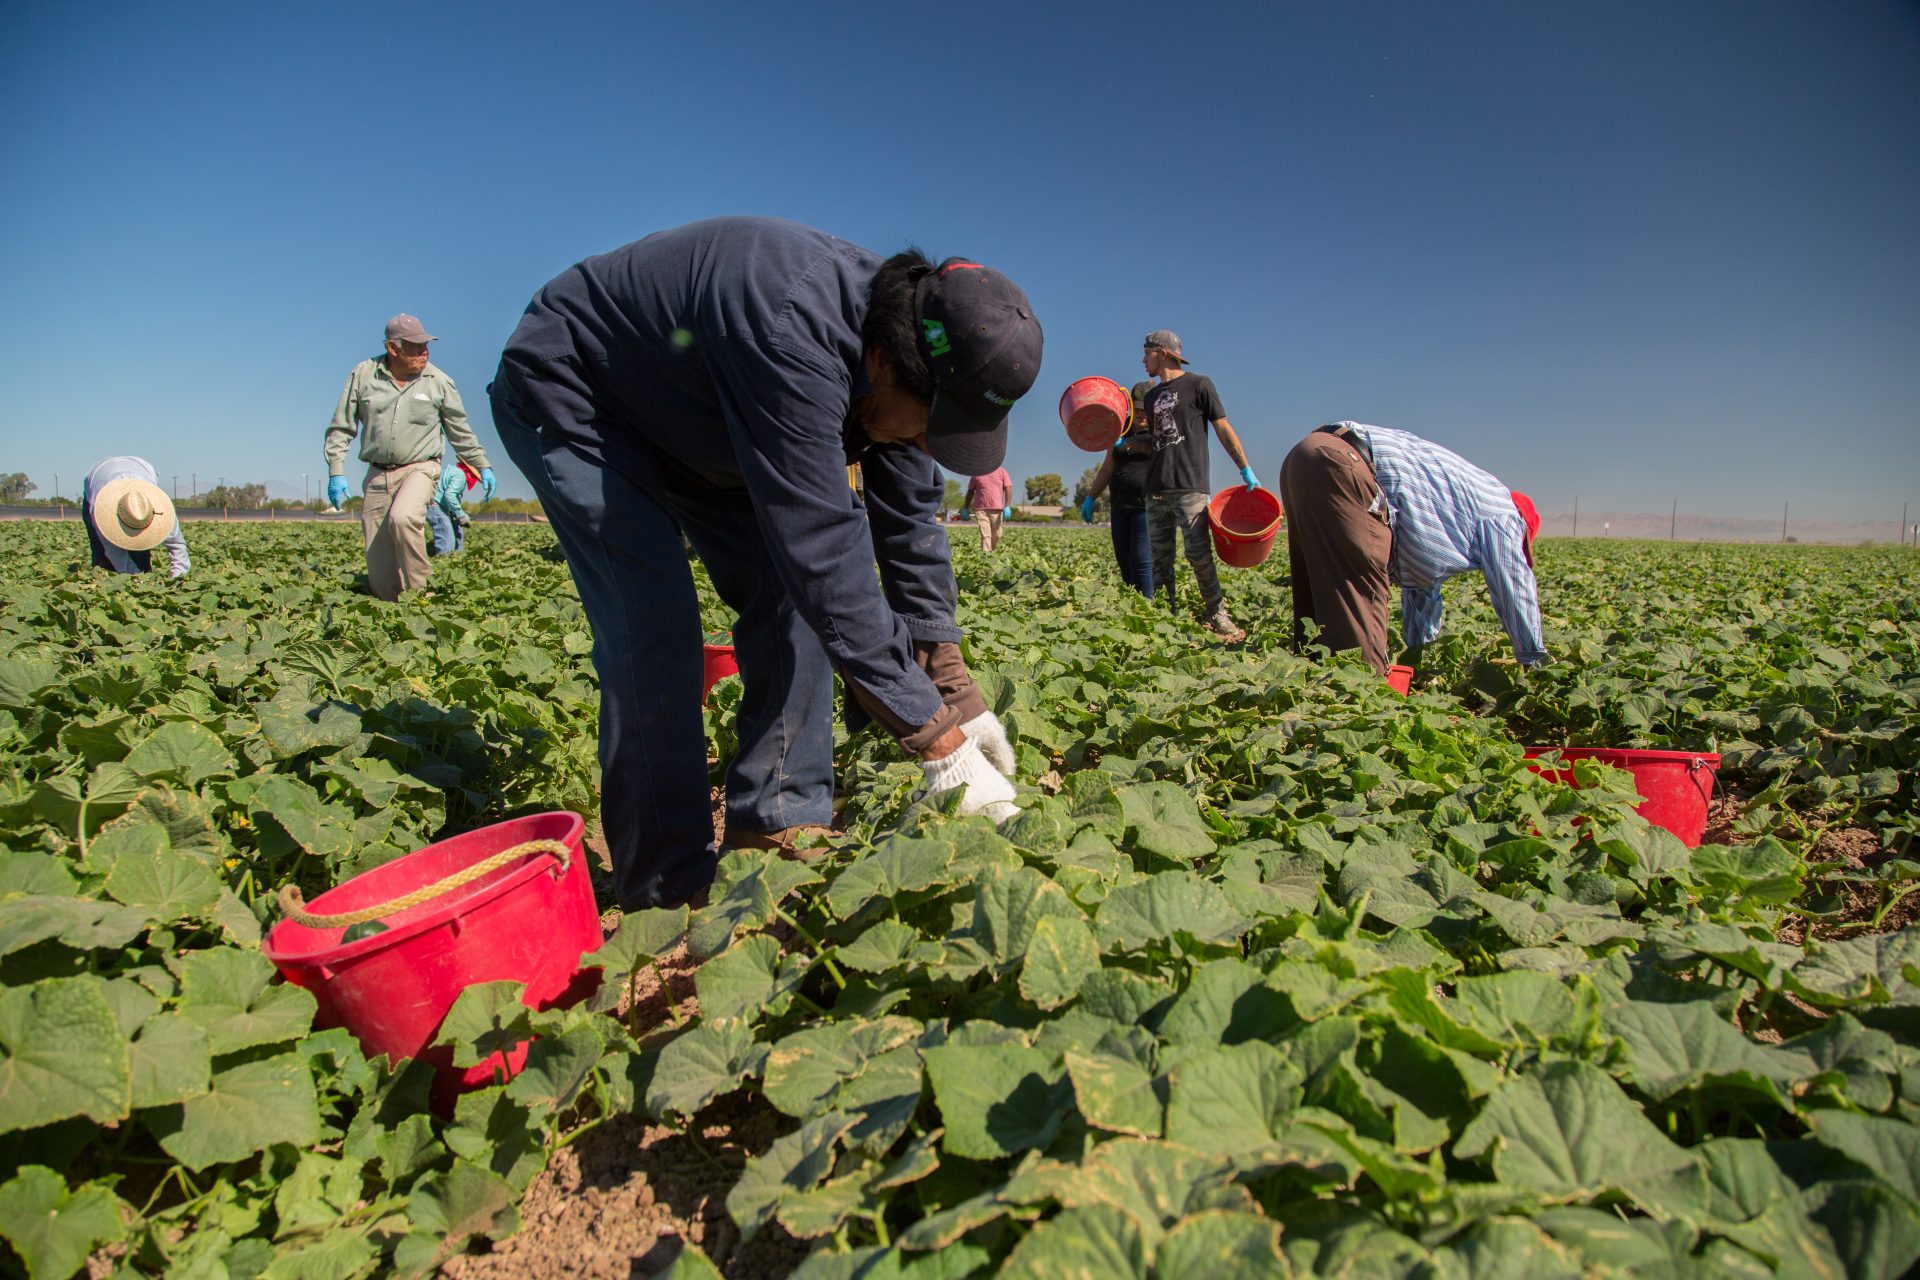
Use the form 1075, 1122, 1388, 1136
921, 319, 952, 358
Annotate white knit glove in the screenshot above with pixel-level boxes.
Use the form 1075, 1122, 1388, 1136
959, 711, 1016, 777
916, 738, 1020, 823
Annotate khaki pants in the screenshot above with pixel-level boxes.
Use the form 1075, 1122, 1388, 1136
1279, 430, 1391, 674
973, 508, 1004, 553
361, 460, 441, 601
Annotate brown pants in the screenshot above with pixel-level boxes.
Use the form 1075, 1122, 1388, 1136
1279, 430, 1391, 674
361, 460, 441, 601
973, 508, 1004, 552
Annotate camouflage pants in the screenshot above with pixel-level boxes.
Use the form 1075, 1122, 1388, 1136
1146, 489, 1225, 616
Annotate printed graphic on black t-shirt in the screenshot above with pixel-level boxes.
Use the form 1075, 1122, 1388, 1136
1144, 374, 1225, 494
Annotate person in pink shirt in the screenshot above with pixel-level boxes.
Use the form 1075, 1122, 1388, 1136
966, 466, 1014, 553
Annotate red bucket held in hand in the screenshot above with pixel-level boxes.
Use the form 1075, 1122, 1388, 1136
1385, 665, 1414, 695
1058, 376, 1132, 452
1207, 486, 1284, 568
264, 811, 602, 1113
1523, 748, 1721, 847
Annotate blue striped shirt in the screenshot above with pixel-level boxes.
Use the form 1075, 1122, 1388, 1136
1336, 423, 1546, 665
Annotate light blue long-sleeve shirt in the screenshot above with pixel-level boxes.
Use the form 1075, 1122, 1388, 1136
435, 464, 470, 524
1334, 423, 1545, 664
82, 456, 190, 578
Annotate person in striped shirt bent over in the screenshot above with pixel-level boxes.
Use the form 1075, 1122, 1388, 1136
1278, 422, 1545, 675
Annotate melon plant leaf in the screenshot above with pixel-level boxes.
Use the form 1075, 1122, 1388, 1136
504, 1024, 604, 1114
152, 1051, 321, 1171
0, 1166, 124, 1280
646, 1018, 762, 1117
1001, 1202, 1149, 1280
695, 934, 787, 1021
1153, 1209, 1288, 1280
249, 775, 353, 861
123, 721, 236, 785
1454, 1059, 1702, 1209
0, 975, 131, 1133
1806, 1111, 1920, 1201
1065, 1049, 1166, 1138
102, 834, 222, 919
923, 1043, 1073, 1160
1118, 782, 1216, 862
1096, 872, 1248, 952
974, 865, 1082, 967
1019, 913, 1101, 1011
128, 1012, 212, 1109
404, 1159, 520, 1261
434, 981, 533, 1069
657, 1242, 726, 1280
725, 1112, 856, 1239
1164, 1040, 1306, 1157
175, 946, 318, 1055
835, 919, 923, 973
584, 905, 688, 973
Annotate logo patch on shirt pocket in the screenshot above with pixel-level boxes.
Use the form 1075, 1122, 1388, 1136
413, 392, 430, 401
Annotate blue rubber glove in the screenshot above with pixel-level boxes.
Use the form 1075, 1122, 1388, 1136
1002, 506, 1012, 519
480, 468, 498, 501
1238, 465, 1260, 491
1079, 496, 1096, 523
326, 476, 348, 508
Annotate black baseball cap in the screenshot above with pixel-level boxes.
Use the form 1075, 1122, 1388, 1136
913, 261, 1043, 474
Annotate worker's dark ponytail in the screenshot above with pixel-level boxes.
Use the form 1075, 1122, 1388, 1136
863, 248, 936, 401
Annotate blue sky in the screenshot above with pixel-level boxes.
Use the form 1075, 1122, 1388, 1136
2, 0, 1915, 522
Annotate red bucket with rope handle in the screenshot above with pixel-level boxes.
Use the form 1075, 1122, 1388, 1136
264, 811, 601, 1111
1523, 748, 1721, 847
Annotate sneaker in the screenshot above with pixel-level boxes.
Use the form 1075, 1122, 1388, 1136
1205, 610, 1246, 643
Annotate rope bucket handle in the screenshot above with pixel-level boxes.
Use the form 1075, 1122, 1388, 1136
275, 838, 573, 931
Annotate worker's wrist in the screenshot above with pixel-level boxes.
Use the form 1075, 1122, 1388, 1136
919, 724, 967, 761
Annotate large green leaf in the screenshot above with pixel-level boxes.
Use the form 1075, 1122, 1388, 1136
923, 1043, 1073, 1160
725, 1112, 855, 1239
1096, 872, 1248, 952
1153, 1210, 1288, 1280
1164, 1040, 1306, 1157
974, 865, 1082, 966
1001, 1203, 1148, 1280
645, 1019, 763, 1117
1454, 1059, 1702, 1209
0, 1166, 124, 1280
123, 721, 236, 785
175, 946, 317, 1054
1019, 913, 1101, 1010
152, 1051, 321, 1170
0, 976, 130, 1133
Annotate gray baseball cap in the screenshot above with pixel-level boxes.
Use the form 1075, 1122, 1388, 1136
385, 313, 438, 344
1143, 329, 1188, 364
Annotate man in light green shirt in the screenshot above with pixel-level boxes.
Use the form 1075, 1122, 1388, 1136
324, 313, 495, 600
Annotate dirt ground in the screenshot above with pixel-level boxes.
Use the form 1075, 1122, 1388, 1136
444, 794, 815, 1279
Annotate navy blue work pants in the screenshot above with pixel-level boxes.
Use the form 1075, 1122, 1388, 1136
490, 395, 835, 910
1110, 504, 1153, 598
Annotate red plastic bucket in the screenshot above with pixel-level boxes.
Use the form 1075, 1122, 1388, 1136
1058, 376, 1131, 452
702, 642, 738, 701
1523, 748, 1721, 847
1207, 487, 1284, 568
1385, 665, 1414, 695
264, 812, 602, 1111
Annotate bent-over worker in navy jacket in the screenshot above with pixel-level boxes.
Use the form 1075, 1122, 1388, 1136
490, 217, 1044, 910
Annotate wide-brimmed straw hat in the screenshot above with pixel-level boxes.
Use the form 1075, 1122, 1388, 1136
91, 476, 177, 552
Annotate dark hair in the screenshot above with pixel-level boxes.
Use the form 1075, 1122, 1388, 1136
863, 248, 937, 400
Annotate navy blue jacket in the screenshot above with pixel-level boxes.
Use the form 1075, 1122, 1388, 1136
493, 217, 958, 734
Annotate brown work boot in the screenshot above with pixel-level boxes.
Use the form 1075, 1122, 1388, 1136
721, 824, 838, 862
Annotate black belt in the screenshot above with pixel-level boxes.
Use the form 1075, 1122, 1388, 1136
1317, 423, 1373, 466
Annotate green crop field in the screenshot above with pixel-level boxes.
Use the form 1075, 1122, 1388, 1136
1, 521, 1917, 1279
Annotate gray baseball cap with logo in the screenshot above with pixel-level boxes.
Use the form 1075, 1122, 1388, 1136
1143, 329, 1188, 364
385, 313, 438, 344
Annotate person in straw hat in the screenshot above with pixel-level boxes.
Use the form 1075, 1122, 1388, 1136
81, 457, 189, 577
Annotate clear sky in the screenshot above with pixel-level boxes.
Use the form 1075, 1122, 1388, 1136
2, 0, 1915, 522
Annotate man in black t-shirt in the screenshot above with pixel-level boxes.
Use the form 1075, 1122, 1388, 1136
1139, 330, 1260, 641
